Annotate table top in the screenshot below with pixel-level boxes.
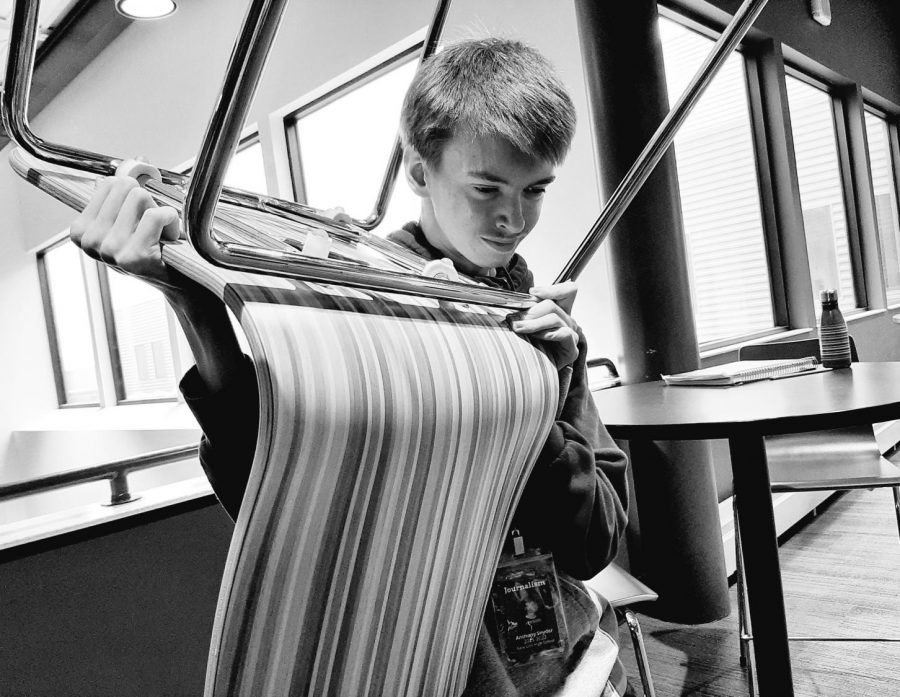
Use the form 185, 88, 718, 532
591, 362, 900, 440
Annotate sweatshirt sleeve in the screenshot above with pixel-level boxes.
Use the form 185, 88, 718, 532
512, 332, 630, 580
179, 355, 259, 521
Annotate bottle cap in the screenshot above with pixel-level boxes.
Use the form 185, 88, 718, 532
820, 289, 838, 304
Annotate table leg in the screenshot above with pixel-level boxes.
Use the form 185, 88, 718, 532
729, 434, 793, 696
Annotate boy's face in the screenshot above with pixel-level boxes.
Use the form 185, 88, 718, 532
408, 133, 556, 275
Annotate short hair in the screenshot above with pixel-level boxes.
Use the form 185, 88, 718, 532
400, 38, 576, 167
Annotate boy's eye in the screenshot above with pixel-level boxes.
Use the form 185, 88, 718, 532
473, 185, 499, 195
524, 187, 546, 198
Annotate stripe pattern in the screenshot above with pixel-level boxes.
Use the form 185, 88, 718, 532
13, 154, 560, 697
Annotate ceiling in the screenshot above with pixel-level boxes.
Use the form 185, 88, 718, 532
0, 0, 131, 145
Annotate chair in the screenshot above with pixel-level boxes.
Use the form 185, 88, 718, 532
586, 358, 659, 697
585, 563, 659, 697
734, 337, 900, 696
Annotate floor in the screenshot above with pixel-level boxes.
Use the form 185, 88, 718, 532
618, 487, 900, 696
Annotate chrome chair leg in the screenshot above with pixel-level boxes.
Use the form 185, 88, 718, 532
620, 608, 657, 697
733, 496, 756, 697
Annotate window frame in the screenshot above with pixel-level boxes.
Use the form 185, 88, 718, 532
95, 265, 181, 405
658, 9, 786, 351
741, 48, 790, 330
782, 67, 869, 312
282, 40, 422, 207
862, 102, 900, 308
36, 238, 101, 409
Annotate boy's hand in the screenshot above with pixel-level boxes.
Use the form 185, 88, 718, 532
70, 175, 184, 296
509, 281, 580, 370
71, 174, 245, 391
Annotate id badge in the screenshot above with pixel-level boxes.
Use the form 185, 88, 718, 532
489, 530, 568, 666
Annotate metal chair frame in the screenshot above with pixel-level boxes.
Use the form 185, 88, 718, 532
734, 337, 900, 696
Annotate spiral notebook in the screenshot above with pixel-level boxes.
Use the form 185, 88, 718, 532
662, 357, 825, 386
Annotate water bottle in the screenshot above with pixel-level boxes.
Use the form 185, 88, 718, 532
818, 289, 851, 368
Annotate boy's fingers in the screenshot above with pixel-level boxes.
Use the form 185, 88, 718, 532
511, 314, 578, 369
130, 206, 181, 251
511, 312, 567, 335
79, 177, 117, 221
95, 176, 140, 229
101, 186, 157, 254
71, 177, 116, 246
529, 281, 578, 314
159, 207, 182, 242
512, 299, 579, 332
113, 184, 180, 242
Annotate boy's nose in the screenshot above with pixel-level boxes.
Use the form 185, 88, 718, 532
497, 197, 526, 234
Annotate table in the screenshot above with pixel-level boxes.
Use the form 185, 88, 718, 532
591, 363, 900, 696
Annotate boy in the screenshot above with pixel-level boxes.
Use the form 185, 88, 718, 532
70, 37, 633, 697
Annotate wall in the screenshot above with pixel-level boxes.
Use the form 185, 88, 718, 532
668, 0, 900, 104
0, 0, 613, 490
0, 497, 233, 696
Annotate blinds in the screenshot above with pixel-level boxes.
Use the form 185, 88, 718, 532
660, 18, 775, 345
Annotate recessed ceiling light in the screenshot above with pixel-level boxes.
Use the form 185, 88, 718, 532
115, 0, 177, 20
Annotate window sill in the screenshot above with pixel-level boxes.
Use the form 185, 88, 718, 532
14, 400, 199, 434
845, 308, 887, 324
699, 327, 814, 362
698, 308, 891, 364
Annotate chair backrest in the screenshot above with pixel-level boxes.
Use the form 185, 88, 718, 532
589, 357, 622, 391
738, 336, 858, 363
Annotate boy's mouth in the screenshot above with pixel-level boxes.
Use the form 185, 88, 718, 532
481, 236, 519, 252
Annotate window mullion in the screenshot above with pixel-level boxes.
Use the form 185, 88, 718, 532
80, 255, 119, 407
36, 251, 68, 405
889, 119, 900, 304
832, 87, 878, 310
743, 48, 788, 329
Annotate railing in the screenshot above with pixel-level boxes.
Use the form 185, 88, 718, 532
0, 444, 200, 507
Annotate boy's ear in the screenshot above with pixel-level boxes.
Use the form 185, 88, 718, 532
403, 149, 429, 198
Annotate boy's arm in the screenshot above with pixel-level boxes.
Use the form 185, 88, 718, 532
181, 356, 259, 521
512, 331, 630, 580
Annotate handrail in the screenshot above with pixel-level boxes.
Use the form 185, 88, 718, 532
555, 0, 769, 282
0, 444, 200, 506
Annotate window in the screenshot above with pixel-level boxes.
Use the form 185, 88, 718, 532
785, 75, 859, 310
659, 18, 774, 345
37, 241, 101, 406
99, 269, 178, 402
224, 138, 268, 194
286, 48, 420, 233
863, 111, 900, 305
38, 138, 263, 407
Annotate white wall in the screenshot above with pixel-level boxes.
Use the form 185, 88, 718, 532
0, 0, 617, 497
